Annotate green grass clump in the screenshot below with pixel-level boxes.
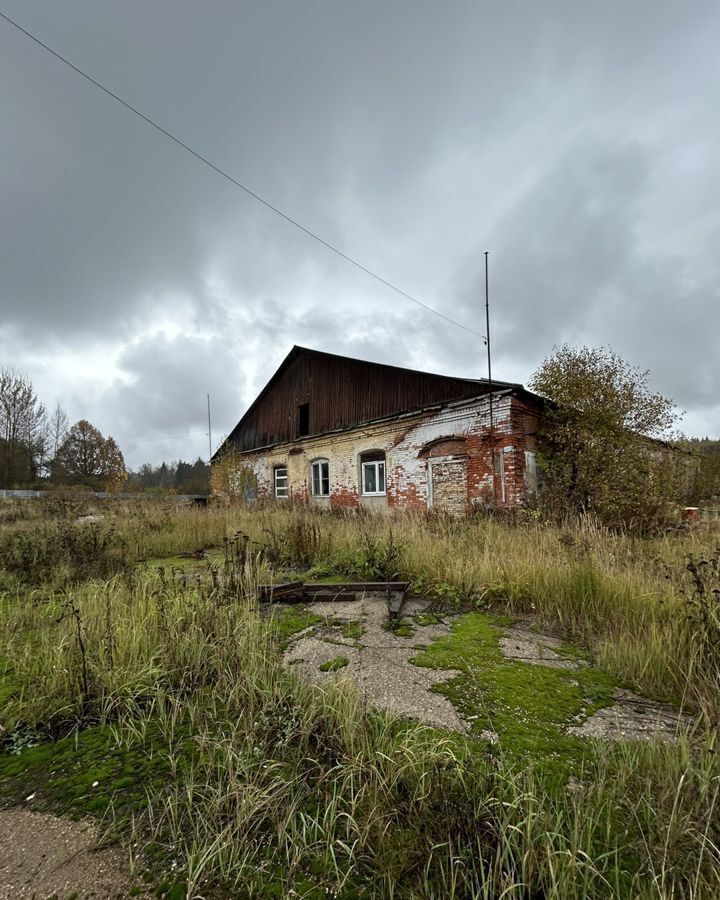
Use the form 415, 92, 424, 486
335, 619, 365, 641
413, 612, 442, 626
389, 621, 415, 637
269, 606, 324, 646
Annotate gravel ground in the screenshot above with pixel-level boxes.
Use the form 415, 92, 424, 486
286, 599, 686, 743
0, 808, 137, 899
284, 597, 468, 731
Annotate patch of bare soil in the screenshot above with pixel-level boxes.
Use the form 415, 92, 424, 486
568, 688, 685, 742
0, 808, 138, 900
284, 597, 467, 731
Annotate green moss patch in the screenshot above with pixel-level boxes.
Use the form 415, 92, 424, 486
384, 621, 415, 638
319, 656, 350, 672
411, 612, 617, 776
412, 612, 442, 626
332, 618, 366, 642
0, 725, 177, 817
269, 606, 324, 646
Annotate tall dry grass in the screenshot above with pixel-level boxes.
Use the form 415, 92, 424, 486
2, 551, 718, 898
1, 501, 719, 897
101, 503, 719, 719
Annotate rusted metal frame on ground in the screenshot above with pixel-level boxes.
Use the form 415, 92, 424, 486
258, 581, 410, 618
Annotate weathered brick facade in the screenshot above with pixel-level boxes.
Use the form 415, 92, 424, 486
213, 347, 544, 514
217, 392, 540, 515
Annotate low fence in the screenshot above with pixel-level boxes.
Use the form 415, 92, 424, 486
0, 489, 207, 503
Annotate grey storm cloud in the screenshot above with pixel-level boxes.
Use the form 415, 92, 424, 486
1, 0, 719, 467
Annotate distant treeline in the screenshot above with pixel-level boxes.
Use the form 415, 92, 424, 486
0, 366, 210, 494
125, 459, 210, 495
1, 368, 125, 491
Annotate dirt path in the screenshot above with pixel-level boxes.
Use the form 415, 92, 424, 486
0, 808, 137, 899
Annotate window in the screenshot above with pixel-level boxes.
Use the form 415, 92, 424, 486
297, 403, 310, 437
361, 451, 386, 496
311, 459, 330, 497
273, 465, 288, 498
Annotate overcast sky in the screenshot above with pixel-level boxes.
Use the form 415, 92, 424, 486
1, 1, 718, 468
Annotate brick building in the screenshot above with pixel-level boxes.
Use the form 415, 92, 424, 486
213, 346, 545, 514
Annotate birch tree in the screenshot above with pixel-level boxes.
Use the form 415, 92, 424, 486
0, 368, 47, 486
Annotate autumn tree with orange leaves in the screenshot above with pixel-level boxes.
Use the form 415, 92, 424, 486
54, 419, 126, 491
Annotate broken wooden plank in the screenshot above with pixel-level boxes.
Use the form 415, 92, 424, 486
303, 581, 409, 596
386, 591, 406, 620
303, 590, 359, 602
258, 581, 305, 602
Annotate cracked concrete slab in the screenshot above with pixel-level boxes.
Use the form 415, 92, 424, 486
284, 596, 467, 731
498, 624, 686, 743
285, 600, 688, 744
499, 626, 581, 669
568, 688, 685, 742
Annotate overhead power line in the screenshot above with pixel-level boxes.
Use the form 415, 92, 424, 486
0, 10, 486, 341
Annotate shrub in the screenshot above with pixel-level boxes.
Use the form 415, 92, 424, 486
0, 519, 130, 586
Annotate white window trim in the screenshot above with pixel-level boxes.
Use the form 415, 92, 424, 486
310, 459, 330, 497
361, 459, 386, 496
273, 466, 288, 498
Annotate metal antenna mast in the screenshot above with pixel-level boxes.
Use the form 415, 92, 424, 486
207, 394, 212, 461
485, 251, 497, 508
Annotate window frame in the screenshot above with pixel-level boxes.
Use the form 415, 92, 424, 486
361, 459, 386, 496
273, 465, 289, 499
310, 458, 330, 497
493, 446, 513, 503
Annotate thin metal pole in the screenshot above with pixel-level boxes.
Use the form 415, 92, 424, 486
485, 251, 497, 508
207, 393, 212, 460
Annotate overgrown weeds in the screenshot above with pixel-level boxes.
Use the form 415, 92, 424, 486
3, 560, 717, 897
0, 518, 130, 586
672, 547, 720, 724
2, 504, 720, 897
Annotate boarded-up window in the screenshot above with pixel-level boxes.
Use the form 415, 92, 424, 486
493, 446, 514, 503
428, 457, 468, 515
524, 450, 537, 504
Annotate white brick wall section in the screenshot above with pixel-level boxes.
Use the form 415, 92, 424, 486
390, 395, 511, 502
227, 393, 513, 503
